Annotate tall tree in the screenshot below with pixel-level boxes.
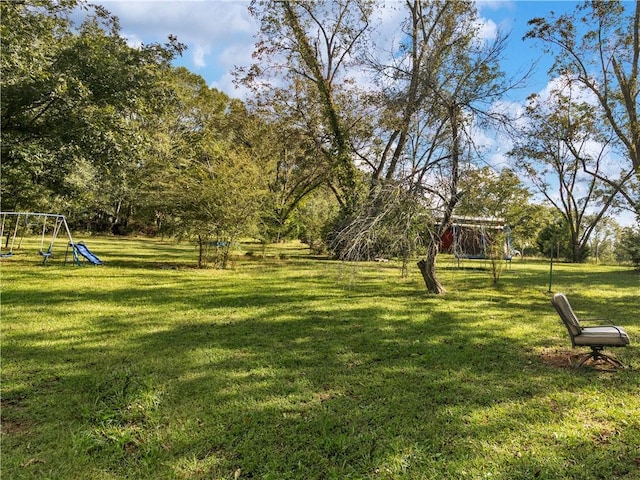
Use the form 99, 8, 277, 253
510, 83, 628, 262
455, 167, 539, 247
256, 91, 334, 242
142, 68, 269, 267
526, 0, 640, 216
0, 0, 183, 223
385, 1, 514, 293
242, 0, 517, 293
587, 215, 617, 263
242, 0, 373, 212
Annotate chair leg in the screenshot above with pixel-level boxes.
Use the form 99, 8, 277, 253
596, 352, 627, 369
575, 347, 627, 369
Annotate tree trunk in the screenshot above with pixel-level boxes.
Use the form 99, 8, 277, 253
416, 102, 462, 295
417, 241, 446, 294
197, 235, 204, 268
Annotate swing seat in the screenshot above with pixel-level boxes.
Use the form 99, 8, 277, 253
39, 249, 53, 264
0, 252, 13, 258
455, 253, 486, 260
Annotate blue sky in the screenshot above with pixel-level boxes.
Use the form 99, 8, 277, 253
86, 0, 581, 101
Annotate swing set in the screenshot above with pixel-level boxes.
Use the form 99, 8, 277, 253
1, 212, 82, 264
439, 216, 515, 266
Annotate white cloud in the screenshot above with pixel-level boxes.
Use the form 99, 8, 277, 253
122, 33, 143, 49
101, 1, 256, 44
476, 17, 499, 41
211, 71, 246, 98
537, 75, 598, 106
490, 99, 528, 131
192, 44, 211, 68
86, 1, 258, 97
475, 0, 515, 13
217, 42, 255, 70
370, 2, 406, 48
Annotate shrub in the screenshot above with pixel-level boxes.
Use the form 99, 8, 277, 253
615, 226, 640, 270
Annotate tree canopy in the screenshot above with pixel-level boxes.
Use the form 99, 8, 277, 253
1, 0, 184, 221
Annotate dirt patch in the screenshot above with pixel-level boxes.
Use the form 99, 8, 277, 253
1, 397, 33, 436
538, 349, 621, 371
0, 417, 31, 436
539, 349, 578, 368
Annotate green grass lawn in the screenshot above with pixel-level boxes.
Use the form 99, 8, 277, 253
2, 236, 639, 479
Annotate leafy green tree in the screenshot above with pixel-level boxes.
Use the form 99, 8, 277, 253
244, 0, 518, 293
242, 0, 372, 213
455, 167, 541, 247
1, 0, 183, 224
587, 215, 618, 263
1, 0, 77, 211
142, 68, 269, 267
615, 225, 640, 270
258, 116, 332, 243
401, 1, 514, 293
295, 187, 341, 254
512, 204, 556, 257
455, 167, 541, 280
536, 216, 577, 260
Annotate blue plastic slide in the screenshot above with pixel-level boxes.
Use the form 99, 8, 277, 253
74, 242, 104, 265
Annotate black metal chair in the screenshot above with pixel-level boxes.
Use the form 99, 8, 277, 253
551, 293, 631, 368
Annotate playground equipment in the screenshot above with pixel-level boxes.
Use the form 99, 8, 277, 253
439, 217, 515, 264
0, 212, 103, 265
66, 241, 104, 266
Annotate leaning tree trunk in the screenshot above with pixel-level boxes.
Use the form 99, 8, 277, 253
417, 102, 462, 295
417, 240, 446, 294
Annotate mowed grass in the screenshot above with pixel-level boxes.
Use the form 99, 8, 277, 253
2, 236, 639, 479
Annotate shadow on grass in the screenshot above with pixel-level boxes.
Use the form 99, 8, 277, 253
3, 253, 639, 479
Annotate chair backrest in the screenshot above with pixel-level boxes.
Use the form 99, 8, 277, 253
552, 293, 582, 339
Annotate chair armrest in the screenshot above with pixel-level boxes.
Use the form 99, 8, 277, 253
582, 322, 626, 339
581, 318, 615, 325
611, 325, 625, 338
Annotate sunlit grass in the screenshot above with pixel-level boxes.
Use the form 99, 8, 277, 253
2, 236, 639, 479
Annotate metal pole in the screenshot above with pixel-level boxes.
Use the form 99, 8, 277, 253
61, 215, 74, 246
548, 242, 554, 293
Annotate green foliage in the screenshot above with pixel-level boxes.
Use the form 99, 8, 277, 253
456, 168, 528, 218
1, 0, 634, 296
330, 183, 430, 262
0, 0, 183, 223
537, 217, 568, 258
525, 1, 640, 213
456, 167, 545, 249
141, 69, 271, 267
252, 117, 330, 244
244, 1, 372, 213
615, 225, 640, 270
247, 0, 517, 292
586, 215, 619, 263
537, 216, 590, 262
295, 187, 340, 253
511, 86, 621, 264
485, 231, 508, 285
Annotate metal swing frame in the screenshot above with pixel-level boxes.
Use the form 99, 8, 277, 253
0, 212, 75, 263
438, 216, 515, 267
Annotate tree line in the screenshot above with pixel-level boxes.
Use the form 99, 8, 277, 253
2, 0, 639, 288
